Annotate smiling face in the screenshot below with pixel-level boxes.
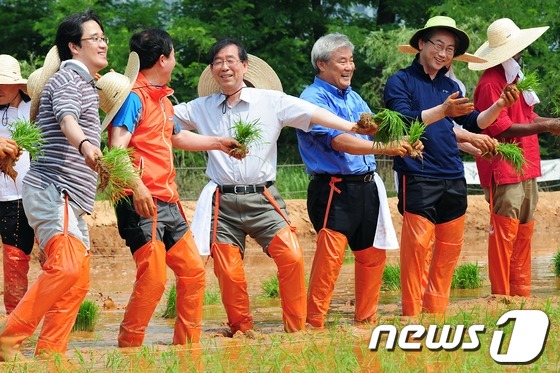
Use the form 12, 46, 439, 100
71, 20, 108, 75
210, 44, 248, 95
317, 46, 354, 90
418, 30, 456, 77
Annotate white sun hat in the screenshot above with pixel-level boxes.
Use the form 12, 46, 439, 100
468, 18, 549, 71
27, 46, 61, 121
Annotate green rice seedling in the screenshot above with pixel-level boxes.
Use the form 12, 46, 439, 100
553, 248, 560, 277
72, 299, 99, 332
382, 263, 401, 291
372, 109, 408, 144
515, 71, 541, 93
1, 119, 45, 181
261, 274, 280, 298
229, 116, 264, 159
161, 284, 177, 318
204, 287, 221, 305
496, 142, 525, 174
96, 147, 139, 204
406, 119, 426, 159
451, 262, 483, 289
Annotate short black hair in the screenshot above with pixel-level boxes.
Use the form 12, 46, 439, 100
55, 9, 104, 61
207, 38, 248, 65
130, 29, 174, 70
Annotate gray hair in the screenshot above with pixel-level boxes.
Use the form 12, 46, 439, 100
311, 33, 354, 73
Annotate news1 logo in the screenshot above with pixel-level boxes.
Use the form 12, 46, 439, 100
368, 310, 549, 364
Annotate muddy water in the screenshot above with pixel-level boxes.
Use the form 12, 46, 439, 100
4, 231, 560, 355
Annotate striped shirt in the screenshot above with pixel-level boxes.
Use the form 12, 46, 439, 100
23, 61, 100, 214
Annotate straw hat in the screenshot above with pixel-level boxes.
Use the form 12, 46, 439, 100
97, 52, 140, 130
197, 54, 283, 97
28, 46, 61, 121
0, 55, 27, 87
396, 45, 487, 63
468, 18, 549, 71
409, 16, 470, 57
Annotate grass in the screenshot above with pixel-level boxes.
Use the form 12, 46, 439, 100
72, 300, 99, 332
204, 287, 221, 305
161, 284, 177, 319
496, 142, 525, 174
382, 263, 401, 291
261, 275, 280, 298
451, 262, 483, 289
553, 249, 560, 277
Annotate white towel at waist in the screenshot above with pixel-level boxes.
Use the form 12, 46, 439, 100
191, 180, 217, 256
373, 173, 399, 250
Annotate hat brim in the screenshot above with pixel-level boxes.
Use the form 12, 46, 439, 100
101, 52, 140, 131
197, 54, 283, 97
468, 26, 549, 71
397, 45, 487, 63
29, 46, 61, 122
0, 78, 27, 85
409, 26, 470, 57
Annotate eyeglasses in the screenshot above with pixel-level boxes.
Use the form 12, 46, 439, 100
81, 36, 109, 45
212, 58, 243, 69
426, 39, 455, 56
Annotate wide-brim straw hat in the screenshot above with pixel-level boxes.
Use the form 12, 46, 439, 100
468, 18, 548, 71
98, 52, 140, 130
396, 45, 487, 63
409, 16, 470, 57
28, 46, 61, 122
0, 55, 27, 90
197, 54, 283, 97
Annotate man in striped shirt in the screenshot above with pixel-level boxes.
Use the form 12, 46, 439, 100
0, 9, 106, 361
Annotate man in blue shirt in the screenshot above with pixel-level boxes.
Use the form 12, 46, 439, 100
384, 16, 517, 317
297, 33, 414, 328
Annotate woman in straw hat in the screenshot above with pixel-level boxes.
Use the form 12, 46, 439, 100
0, 9, 107, 361
383, 15, 519, 317
470, 18, 560, 297
105, 29, 239, 348
174, 38, 378, 335
0, 54, 36, 316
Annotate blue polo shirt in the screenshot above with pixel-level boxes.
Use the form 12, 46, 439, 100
297, 76, 376, 175
384, 56, 480, 179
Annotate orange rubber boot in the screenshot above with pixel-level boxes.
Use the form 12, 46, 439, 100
306, 228, 347, 328
488, 214, 519, 295
268, 226, 306, 332
422, 216, 465, 314
353, 246, 386, 324
118, 240, 167, 347
166, 230, 205, 344
2, 244, 31, 314
0, 234, 88, 360
510, 220, 534, 296
400, 212, 435, 316
35, 253, 90, 355
212, 243, 253, 333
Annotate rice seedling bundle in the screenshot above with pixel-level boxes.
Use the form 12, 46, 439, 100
406, 119, 426, 159
496, 142, 525, 174
371, 109, 408, 144
72, 300, 99, 332
515, 71, 541, 93
96, 147, 139, 204
229, 117, 264, 159
355, 112, 379, 135
0, 119, 45, 181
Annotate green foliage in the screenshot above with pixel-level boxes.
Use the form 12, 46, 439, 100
204, 288, 221, 305
496, 142, 525, 174
516, 71, 541, 93
407, 120, 427, 144
162, 284, 177, 318
451, 262, 483, 289
8, 119, 45, 159
372, 109, 408, 143
553, 249, 560, 277
382, 263, 401, 291
72, 300, 99, 332
96, 147, 139, 204
261, 275, 280, 298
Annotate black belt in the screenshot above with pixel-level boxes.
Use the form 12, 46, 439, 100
311, 173, 374, 183
218, 181, 274, 194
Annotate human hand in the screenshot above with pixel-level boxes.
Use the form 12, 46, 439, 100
82, 142, 104, 171
0, 136, 19, 159
546, 118, 560, 135
471, 134, 498, 159
498, 85, 520, 108
352, 113, 379, 136
375, 140, 410, 157
219, 137, 247, 159
442, 91, 475, 117
132, 182, 156, 218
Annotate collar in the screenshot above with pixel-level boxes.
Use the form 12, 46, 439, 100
61, 59, 95, 86
133, 72, 174, 98
313, 76, 352, 98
